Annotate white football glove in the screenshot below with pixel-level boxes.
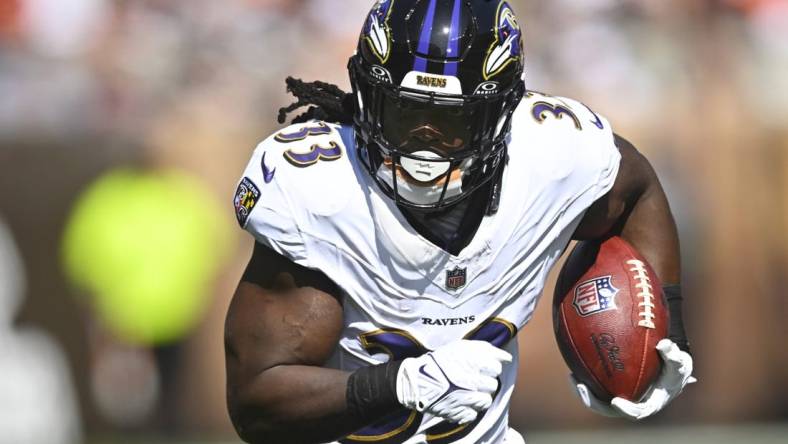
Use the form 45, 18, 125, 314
571, 339, 696, 420
396, 340, 512, 425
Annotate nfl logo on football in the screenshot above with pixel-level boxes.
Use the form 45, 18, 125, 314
572, 276, 619, 316
446, 267, 467, 291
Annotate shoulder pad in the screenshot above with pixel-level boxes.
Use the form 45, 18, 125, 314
516, 91, 613, 137
232, 121, 358, 264
508, 91, 620, 200
511, 92, 616, 161
264, 121, 358, 215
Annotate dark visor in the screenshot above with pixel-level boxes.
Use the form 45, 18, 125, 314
379, 89, 505, 158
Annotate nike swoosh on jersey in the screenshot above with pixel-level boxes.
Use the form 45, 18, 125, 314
261, 152, 276, 183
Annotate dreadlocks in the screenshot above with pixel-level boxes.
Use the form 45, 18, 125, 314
277, 77, 355, 125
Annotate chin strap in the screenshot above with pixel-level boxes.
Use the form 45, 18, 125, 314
485, 150, 508, 216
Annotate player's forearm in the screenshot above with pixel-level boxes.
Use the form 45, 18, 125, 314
619, 172, 681, 285
573, 136, 681, 285
229, 365, 354, 444
228, 364, 400, 444
618, 153, 691, 352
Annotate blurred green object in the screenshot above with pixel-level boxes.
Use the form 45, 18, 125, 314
62, 169, 232, 345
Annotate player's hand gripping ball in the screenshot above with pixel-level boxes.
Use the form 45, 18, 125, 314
553, 236, 668, 403
553, 236, 696, 420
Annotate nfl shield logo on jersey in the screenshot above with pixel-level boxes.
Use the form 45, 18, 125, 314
572, 276, 619, 316
446, 267, 467, 291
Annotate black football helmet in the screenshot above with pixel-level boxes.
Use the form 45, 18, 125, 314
349, 0, 525, 211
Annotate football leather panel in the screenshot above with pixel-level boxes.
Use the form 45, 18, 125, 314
554, 237, 669, 402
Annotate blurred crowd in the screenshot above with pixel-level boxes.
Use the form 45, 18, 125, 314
2, 0, 787, 137
1, 0, 787, 442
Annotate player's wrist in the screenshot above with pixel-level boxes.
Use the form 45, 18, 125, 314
663, 284, 691, 354
346, 360, 403, 423
395, 357, 420, 410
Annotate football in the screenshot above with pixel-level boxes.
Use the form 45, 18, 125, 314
553, 236, 668, 402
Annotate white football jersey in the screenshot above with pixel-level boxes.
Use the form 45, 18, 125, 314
233, 92, 621, 444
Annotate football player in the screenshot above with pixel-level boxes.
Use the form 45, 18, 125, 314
225, 1, 695, 443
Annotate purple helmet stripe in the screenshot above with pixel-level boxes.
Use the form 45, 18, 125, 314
443, 0, 462, 76
413, 0, 437, 72
414, 56, 428, 73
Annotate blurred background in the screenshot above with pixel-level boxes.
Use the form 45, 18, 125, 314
1, 0, 786, 443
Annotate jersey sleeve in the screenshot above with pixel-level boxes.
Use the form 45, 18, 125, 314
233, 138, 309, 266
511, 92, 622, 210
555, 95, 621, 207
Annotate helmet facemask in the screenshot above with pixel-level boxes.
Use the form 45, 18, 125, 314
349, 0, 525, 212
350, 56, 523, 211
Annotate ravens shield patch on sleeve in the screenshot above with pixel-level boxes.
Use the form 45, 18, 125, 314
234, 177, 260, 228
